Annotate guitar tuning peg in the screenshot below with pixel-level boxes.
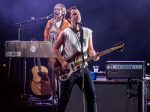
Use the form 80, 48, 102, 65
120, 48, 124, 52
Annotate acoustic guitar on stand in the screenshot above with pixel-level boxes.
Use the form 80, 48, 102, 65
31, 58, 52, 96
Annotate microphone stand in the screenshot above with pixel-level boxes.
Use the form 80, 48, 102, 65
12, 13, 54, 26
11, 13, 54, 99
79, 24, 86, 112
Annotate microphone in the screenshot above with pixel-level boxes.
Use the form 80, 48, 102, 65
46, 13, 54, 19
77, 22, 84, 45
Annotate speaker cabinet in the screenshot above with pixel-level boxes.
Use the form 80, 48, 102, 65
65, 80, 142, 112
146, 80, 150, 100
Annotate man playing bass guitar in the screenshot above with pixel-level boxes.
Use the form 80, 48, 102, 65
53, 6, 99, 112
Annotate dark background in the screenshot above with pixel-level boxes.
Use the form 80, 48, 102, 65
0, 0, 150, 110
1, 0, 150, 71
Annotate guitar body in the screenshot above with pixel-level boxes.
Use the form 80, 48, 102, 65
54, 61, 78, 81
31, 65, 52, 96
54, 52, 82, 81
54, 42, 124, 82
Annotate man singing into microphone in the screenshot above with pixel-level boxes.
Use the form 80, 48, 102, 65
53, 6, 99, 112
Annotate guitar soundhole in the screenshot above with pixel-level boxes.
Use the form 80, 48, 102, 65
38, 72, 48, 81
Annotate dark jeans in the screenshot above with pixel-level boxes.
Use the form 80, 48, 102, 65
57, 68, 97, 112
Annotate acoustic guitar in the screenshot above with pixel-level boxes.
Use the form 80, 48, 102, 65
31, 58, 51, 96
54, 41, 124, 81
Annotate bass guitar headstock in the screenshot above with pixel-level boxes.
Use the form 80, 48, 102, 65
111, 41, 125, 52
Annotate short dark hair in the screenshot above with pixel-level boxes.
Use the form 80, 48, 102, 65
65, 6, 78, 20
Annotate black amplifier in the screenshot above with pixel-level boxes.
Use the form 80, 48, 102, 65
106, 61, 145, 79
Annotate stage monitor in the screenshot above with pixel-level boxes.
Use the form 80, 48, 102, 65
106, 61, 145, 79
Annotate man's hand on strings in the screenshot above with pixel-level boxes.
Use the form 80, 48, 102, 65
93, 52, 100, 61
61, 61, 70, 72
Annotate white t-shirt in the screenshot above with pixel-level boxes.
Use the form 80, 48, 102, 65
63, 27, 92, 60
